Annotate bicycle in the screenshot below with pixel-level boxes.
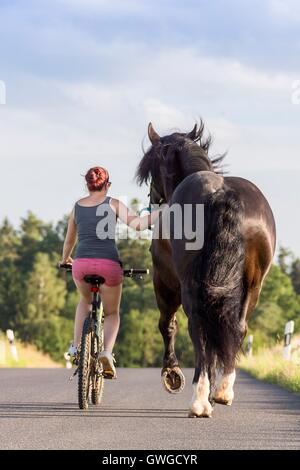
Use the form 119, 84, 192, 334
59, 263, 149, 410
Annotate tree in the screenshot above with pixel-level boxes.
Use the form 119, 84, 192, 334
175, 309, 194, 367
249, 264, 300, 346
277, 246, 293, 275
0, 219, 22, 329
17, 212, 45, 274
0, 261, 23, 330
0, 218, 20, 262
115, 308, 163, 367
291, 258, 300, 295
17, 252, 67, 347
2, 208, 300, 366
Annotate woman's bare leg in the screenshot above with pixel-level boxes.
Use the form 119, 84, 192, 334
100, 283, 122, 352
73, 279, 93, 347
73, 279, 122, 352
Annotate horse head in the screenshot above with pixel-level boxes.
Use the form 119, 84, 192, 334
136, 121, 221, 204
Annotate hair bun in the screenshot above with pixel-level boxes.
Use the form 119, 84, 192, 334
85, 166, 109, 191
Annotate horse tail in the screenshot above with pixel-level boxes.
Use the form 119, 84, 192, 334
185, 187, 245, 374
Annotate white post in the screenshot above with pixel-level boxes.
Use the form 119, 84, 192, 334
0, 339, 6, 365
283, 321, 294, 360
6, 329, 19, 361
245, 335, 253, 357
64, 352, 72, 369
0, 80, 6, 105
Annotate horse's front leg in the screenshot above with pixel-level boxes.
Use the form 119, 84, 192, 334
154, 275, 185, 394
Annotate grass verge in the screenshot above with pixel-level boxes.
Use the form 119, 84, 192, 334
0, 333, 61, 368
239, 348, 300, 395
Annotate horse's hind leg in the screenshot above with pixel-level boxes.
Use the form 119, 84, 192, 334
213, 285, 258, 406
154, 274, 185, 394
189, 370, 213, 418
187, 316, 213, 418
214, 369, 236, 406
214, 266, 266, 406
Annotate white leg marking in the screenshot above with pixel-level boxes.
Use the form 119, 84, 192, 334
189, 372, 213, 418
214, 369, 236, 406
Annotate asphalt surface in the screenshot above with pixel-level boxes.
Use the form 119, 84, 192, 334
0, 368, 299, 450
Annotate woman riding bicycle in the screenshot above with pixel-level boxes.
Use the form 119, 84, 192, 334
60, 166, 160, 379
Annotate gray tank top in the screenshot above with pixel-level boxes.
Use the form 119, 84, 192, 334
74, 196, 120, 262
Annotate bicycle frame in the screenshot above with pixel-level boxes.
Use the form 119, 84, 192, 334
90, 283, 104, 359
58, 263, 149, 409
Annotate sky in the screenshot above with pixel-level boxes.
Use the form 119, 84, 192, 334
0, 0, 299, 255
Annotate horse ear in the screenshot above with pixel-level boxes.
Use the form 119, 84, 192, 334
187, 123, 197, 140
148, 122, 161, 144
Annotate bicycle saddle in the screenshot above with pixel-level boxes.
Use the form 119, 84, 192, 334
83, 274, 105, 285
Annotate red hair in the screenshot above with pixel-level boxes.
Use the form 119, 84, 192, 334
85, 166, 109, 192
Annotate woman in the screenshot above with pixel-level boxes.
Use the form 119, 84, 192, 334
61, 166, 160, 379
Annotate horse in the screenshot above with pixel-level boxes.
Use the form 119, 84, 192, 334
136, 121, 276, 418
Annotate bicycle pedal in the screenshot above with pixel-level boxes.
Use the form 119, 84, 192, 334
69, 367, 79, 381
72, 355, 80, 366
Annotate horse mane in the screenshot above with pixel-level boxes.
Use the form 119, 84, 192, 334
136, 120, 225, 186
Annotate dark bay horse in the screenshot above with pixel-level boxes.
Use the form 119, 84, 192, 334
136, 121, 276, 418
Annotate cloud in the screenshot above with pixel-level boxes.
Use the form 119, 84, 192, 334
57, 0, 148, 13
0, 0, 300, 257
1, 42, 299, 170
268, 0, 300, 22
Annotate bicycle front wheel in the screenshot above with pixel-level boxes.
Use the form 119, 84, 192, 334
78, 317, 92, 410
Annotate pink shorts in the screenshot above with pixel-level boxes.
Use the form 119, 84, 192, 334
72, 258, 123, 287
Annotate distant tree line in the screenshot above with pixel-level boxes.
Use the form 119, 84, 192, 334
0, 208, 299, 364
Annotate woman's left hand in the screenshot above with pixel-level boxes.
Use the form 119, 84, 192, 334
60, 256, 73, 265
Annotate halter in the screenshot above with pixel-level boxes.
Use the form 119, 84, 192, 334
149, 180, 165, 206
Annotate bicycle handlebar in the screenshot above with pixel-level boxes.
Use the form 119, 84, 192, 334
59, 263, 73, 271
123, 268, 149, 277
58, 264, 149, 277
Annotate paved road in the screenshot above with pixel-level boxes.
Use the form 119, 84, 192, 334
0, 368, 299, 450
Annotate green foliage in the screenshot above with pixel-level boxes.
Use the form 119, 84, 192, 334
0, 260, 23, 330
0, 214, 72, 362
25, 253, 66, 317
175, 309, 194, 367
290, 258, 300, 295
277, 246, 293, 275
32, 317, 73, 362
115, 309, 163, 367
248, 263, 300, 349
1, 211, 300, 367
0, 218, 20, 262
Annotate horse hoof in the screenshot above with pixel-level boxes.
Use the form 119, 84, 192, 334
213, 391, 233, 406
161, 367, 185, 394
214, 397, 233, 406
188, 401, 213, 418
188, 412, 212, 418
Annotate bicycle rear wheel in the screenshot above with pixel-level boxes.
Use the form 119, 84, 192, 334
78, 317, 92, 410
91, 318, 104, 405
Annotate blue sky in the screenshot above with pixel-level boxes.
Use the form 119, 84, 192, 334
0, 0, 300, 255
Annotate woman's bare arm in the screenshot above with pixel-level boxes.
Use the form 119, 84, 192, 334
111, 199, 161, 231
61, 210, 77, 263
